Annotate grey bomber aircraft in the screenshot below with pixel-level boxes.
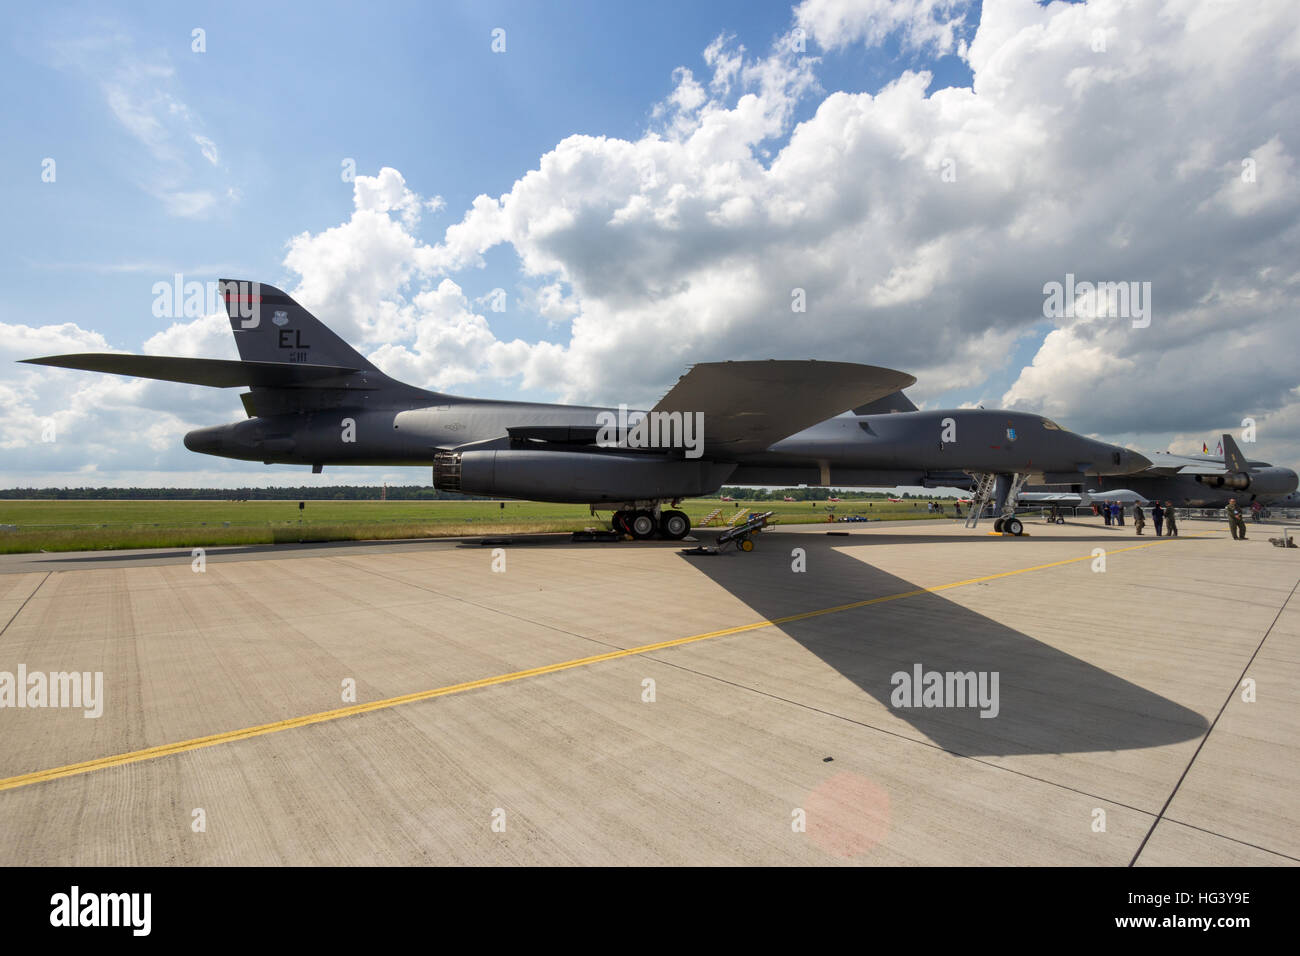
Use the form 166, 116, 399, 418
726, 388, 1150, 525
1058, 433, 1298, 508
23, 280, 1148, 539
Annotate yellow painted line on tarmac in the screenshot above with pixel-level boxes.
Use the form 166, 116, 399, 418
0, 529, 1216, 793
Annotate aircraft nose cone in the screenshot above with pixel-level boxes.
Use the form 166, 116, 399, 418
183, 426, 224, 455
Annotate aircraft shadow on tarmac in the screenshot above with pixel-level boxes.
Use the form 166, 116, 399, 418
676, 530, 1210, 758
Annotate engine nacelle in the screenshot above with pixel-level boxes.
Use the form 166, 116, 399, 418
1197, 473, 1251, 490
1195, 468, 1298, 497
434, 449, 735, 503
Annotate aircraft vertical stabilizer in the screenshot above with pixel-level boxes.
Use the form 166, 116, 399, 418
1221, 433, 1249, 474
219, 279, 377, 372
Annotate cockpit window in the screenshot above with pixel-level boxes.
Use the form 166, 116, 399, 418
1041, 418, 1061, 430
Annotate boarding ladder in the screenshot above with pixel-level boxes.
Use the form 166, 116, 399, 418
698, 507, 724, 527
964, 473, 997, 528
965, 472, 1031, 529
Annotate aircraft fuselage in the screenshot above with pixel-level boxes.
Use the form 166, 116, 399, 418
184, 402, 1147, 502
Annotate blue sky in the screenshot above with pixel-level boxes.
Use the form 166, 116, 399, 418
4, 0, 974, 373
3, 0, 1297, 487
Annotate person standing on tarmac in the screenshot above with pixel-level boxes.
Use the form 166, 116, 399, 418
1113, 501, 1125, 527
1151, 501, 1165, 536
1225, 498, 1248, 540
1133, 503, 1146, 535
1164, 502, 1179, 537
1102, 501, 1112, 526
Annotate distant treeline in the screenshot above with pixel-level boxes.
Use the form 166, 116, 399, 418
0, 486, 487, 501
717, 487, 902, 501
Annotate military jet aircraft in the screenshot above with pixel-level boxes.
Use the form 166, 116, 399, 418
1036, 434, 1297, 508
724, 389, 1150, 528
22, 279, 1147, 539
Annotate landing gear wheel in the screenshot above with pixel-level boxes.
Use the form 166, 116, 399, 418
660, 509, 691, 540
611, 510, 632, 536
993, 517, 1005, 533
1005, 517, 1023, 536
629, 510, 658, 539
738, 537, 754, 552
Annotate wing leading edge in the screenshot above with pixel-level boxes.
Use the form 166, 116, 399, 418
1143, 433, 1265, 477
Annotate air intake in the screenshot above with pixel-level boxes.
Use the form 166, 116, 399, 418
433, 451, 462, 492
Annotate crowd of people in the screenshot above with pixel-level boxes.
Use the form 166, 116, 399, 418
1130, 501, 1179, 536
1091, 499, 1182, 536
1089, 498, 1263, 539
920, 495, 1258, 539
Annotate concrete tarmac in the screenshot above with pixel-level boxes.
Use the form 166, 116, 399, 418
0, 516, 1295, 865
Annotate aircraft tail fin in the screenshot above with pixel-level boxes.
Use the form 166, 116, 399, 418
23, 280, 440, 418
219, 279, 377, 372
1221, 433, 1248, 473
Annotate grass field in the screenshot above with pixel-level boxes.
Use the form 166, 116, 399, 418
0, 498, 949, 554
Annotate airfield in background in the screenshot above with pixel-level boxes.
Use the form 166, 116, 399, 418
0, 496, 951, 554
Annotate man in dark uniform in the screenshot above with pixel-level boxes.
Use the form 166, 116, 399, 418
1164, 501, 1178, 537
1151, 501, 1164, 536
1226, 498, 1247, 540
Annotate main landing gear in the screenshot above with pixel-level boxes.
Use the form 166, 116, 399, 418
609, 504, 692, 540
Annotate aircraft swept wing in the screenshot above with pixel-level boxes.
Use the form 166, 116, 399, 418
1141, 433, 1258, 476
650, 360, 916, 457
